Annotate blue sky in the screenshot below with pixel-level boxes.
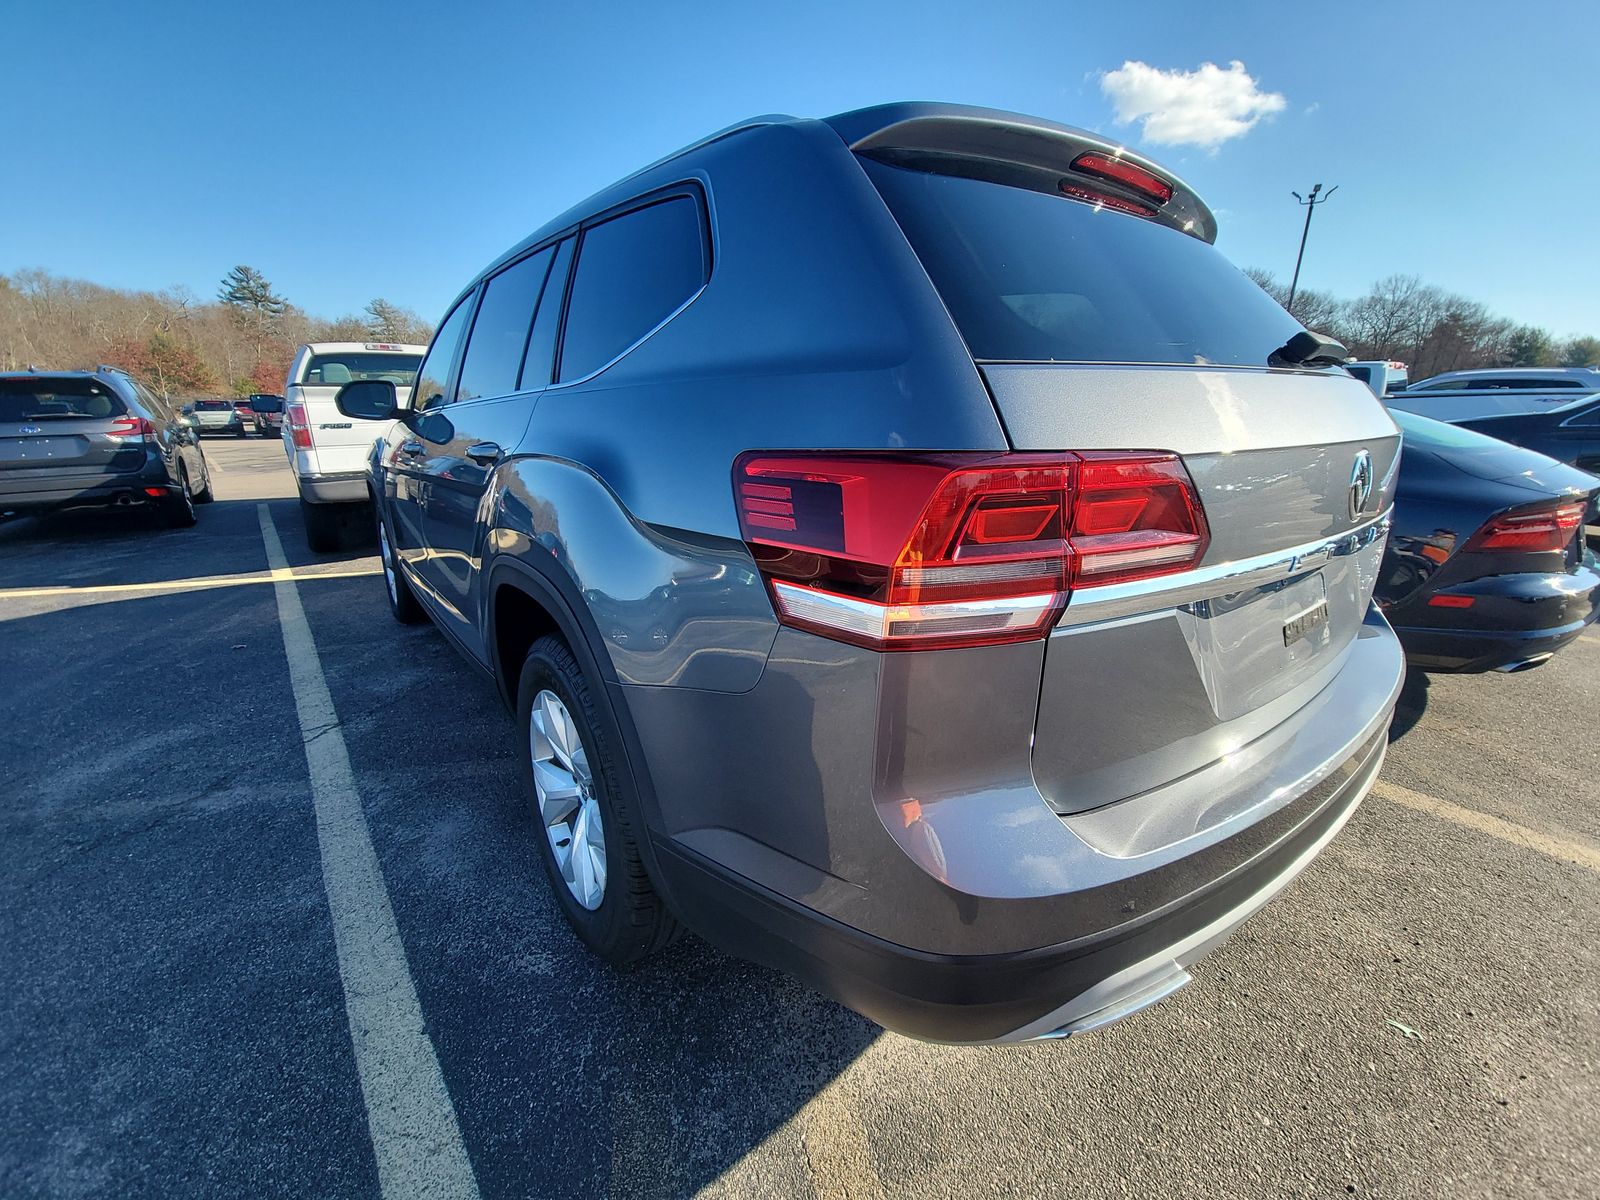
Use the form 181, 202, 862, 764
6, 0, 1598, 335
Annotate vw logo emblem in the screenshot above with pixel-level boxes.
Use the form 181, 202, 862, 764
1349, 449, 1374, 520
19, 424, 42, 435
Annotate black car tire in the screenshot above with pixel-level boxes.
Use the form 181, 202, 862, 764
235, 426, 246, 438
516, 635, 679, 965
164, 469, 197, 528
374, 502, 426, 624
301, 498, 342, 552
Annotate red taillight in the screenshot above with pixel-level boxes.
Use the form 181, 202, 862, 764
1069, 152, 1175, 205
287, 402, 312, 450
1427, 595, 1474, 609
734, 451, 1209, 651
105, 416, 155, 443
1463, 501, 1585, 553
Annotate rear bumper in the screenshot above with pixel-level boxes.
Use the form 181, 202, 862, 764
0, 462, 175, 513
653, 726, 1387, 1042
1391, 564, 1600, 672
297, 471, 369, 504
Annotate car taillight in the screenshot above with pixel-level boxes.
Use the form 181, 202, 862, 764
1463, 500, 1585, 553
105, 416, 155, 443
287, 402, 312, 449
734, 451, 1209, 651
1068, 152, 1175, 205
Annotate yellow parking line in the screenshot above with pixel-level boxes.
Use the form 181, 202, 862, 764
0, 567, 379, 600
1371, 780, 1600, 873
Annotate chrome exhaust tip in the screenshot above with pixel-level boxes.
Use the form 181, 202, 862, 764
1495, 653, 1553, 674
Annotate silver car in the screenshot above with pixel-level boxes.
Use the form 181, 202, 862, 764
335, 102, 1405, 1042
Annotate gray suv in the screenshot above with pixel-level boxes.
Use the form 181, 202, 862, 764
0, 367, 212, 525
336, 103, 1405, 1042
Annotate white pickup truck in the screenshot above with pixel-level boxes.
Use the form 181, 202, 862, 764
281, 342, 424, 550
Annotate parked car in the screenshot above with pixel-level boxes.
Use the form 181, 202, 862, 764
1447, 393, 1600, 476
281, 342, 424, 550
247, 393, 284, 438
0, 366, 212, 525
1390, 367, 1600, 423
1377, 408, 1598, 672
1345, 360, 1409, 397
334, 102, 1405, 1042
186, 397, 246, 437
1405, 366, 1600, 393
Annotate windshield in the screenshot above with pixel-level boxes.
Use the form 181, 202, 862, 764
301, 353, 423, 387
0, 378, 126, 422
1392, 407, 1524, 453
861, 159, 1302, 367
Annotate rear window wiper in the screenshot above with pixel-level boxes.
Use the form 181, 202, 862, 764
1269, 330, 1348, 369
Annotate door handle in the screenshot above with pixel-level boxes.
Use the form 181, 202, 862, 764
466, 441, 502, 466
399, 440, 424, 457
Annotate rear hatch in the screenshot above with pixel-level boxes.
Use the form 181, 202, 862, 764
861, 150, 1401, 814
0, 377, 145, 497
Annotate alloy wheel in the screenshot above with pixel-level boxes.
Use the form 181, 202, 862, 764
529, 689, 606, 910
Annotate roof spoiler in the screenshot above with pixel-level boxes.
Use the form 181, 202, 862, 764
825, 103, 1217, 244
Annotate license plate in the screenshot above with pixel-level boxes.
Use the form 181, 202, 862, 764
1283, 597, 1330, 647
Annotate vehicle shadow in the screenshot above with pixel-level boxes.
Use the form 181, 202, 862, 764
1, 500, 882, 1198
1387, 668, 1430, 743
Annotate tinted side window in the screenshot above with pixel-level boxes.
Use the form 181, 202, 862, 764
522, 238, 575, 389
456, 247, 554, 403
413, 295, 475, 412
558, 196, 707, 383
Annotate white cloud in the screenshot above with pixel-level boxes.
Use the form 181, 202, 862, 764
1100, 60, 1287, 150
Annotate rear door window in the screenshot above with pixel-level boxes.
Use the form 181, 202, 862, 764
861, 159, 1302, 367
521, 238, 575, 389
0, 378, 128, 422
455, 247, 555, 403
557, 195, 708, 383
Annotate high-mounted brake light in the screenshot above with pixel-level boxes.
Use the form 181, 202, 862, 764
734, 451, 1209, 651
1057, 184, 1156, 218
105, 416, 155, 443
286, 401, 313, 450
1463, 501, 1585, 554
1069, 152, 1175, 205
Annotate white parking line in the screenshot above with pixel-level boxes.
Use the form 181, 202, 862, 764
258, 504, 480, 1199
0, 567, 379, 600
1371, 779, 1600, 874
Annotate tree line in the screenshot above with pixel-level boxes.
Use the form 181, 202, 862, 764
0, 266, 434, 398
1246, 269, 1600, 378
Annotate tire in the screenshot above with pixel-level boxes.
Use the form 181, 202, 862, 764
235, 426, 246, 439
191, 458, 215, 504
300, 497, 342, 552
164, 469, 197, 528
516, 635, 678, 965
374, 501, 426, 624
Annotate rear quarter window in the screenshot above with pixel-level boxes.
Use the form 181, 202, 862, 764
861, 160, 1302, 367
557, 195, 708, 383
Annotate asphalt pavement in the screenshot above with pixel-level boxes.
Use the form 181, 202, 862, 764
1, 437, 1596, 1199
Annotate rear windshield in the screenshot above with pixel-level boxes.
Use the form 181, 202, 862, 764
195, 399, 234, 410
0, 378, 126, 422
301, 353, 422, 387
1391, 407, 1518, 454
862, 159, 1302, 367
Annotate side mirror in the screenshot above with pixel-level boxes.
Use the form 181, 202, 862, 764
249, 396, 284, 414
335, 379, 399, 422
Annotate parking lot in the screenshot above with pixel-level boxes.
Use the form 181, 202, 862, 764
1, 436, 1597, 1199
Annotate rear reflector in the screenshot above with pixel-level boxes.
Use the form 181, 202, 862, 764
1427, 594, 1474, 609
734, 451, 1208, 651
286, 401, 312, 450
1464, 501, 1585, 553
1069, 152, 1175, 205
143, 486, 166, 497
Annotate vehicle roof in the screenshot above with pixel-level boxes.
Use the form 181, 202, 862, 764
1420, 366, 1600, 384
456, 101, 1217, 315
296, 342, 428, 354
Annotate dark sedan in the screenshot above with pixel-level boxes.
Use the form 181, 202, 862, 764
1453, 393, 1600, 476
1378, 408, 1599, 672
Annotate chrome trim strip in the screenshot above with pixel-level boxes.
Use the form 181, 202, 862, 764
1054, 510, 1393, 630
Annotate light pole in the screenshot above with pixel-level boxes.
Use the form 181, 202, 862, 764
1287, 183, 1337, 317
